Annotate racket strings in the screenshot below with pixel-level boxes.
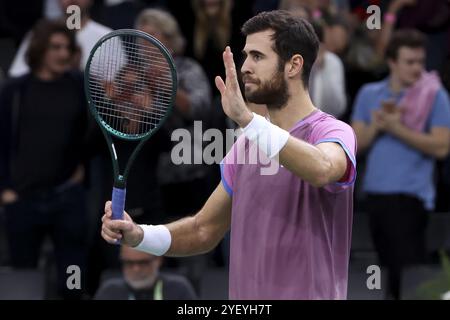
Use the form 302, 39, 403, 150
88, 34, 174, 137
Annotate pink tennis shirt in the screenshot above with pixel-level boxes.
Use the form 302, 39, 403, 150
220, 110, 357, 299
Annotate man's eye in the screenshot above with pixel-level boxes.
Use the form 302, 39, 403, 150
253, 54, 261, 61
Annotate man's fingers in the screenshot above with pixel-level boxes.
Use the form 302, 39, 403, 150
102, 224, 122, 239
105, 219, 132, 232
223, 46, 239, 88
101, 230, 120, 244
215, 76, 226, 95
104, 201, 112, 215
102, 201, 112, 223
102, 202, 136, 245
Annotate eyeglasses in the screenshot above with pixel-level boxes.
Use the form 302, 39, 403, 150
120, 258, 157, 268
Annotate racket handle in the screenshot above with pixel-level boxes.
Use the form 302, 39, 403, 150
111, 187, 126, 220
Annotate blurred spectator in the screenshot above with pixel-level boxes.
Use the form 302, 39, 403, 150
377, 0, 450, 214
191, 0, 231, 59
94, 246, 197, 300
322, 11, 350, 57
188, 0, 233, 92
343, 2, 386, 122
351, 29, 450, 299
345, 24, 382, 74
8, 0, 112, 77
0, 19, 89, 299
309, 20, 347, 118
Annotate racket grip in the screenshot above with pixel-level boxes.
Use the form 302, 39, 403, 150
111, 187, 126, 220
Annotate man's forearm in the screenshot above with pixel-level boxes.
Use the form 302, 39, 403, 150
163, 215, 215, 257
390, 124, 449, 159
134, 214, 212, 257
136, 184, 232, 257
279, 136, 342, 188
133, 215, 210, 257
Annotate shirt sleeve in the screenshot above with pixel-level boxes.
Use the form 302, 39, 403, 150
220, 134, 246, 197
220, 148, 237, 197
314, 118, 357, 192
428, 88, 450, 129
351, 84, 372, 124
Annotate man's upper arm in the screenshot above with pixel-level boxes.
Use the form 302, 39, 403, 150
430, 127, 450, 158
429, 89, 450, 129
426, 89, 450, 156
316, 141, 349, 184
314, 120, 357, 190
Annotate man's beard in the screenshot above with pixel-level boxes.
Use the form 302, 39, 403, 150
125, 272, 158, 290
243, 70, 289, 110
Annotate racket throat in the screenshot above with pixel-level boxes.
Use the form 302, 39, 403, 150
114, 174, 126, 189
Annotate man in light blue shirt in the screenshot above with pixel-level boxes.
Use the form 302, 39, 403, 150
351, 29, 450, 300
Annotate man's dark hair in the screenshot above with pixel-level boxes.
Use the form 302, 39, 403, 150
26, 19, 77, 72
386, 29, 426, 61
241, 10, 319, 88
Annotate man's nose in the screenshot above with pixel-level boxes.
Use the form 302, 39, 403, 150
129, 264, 142, 272
240, 57, 252, 75
57, 46, 71, 57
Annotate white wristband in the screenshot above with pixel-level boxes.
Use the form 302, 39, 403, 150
242, 112, 290, 158
133, 224, 172, 256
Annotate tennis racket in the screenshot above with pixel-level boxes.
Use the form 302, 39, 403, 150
84, 29, 177, 221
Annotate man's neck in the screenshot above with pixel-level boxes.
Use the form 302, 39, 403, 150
268, 86, 317, 131
34, 68, 61, 81
389, 74, 409, 93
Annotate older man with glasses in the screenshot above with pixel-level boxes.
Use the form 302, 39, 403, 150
94, 246, 197, 300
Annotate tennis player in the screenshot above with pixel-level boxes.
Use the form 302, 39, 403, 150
101, 10, 357, 299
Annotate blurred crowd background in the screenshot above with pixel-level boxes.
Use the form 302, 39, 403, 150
0, 0, 450, 300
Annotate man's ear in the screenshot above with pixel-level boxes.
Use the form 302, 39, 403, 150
387, 57, 396, 71
286, 54, 303, 78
